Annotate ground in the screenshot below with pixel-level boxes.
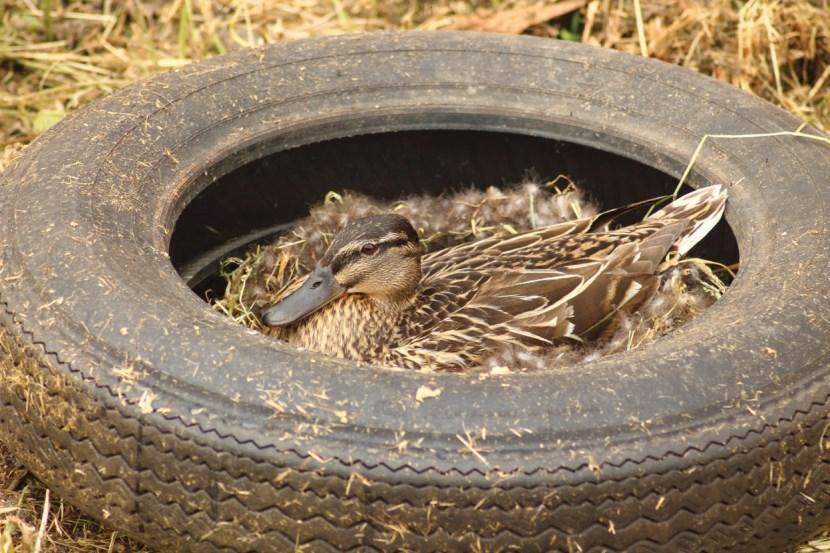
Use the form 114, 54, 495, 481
0, 0, 829, 551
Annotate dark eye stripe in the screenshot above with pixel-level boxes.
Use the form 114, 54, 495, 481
379, 238, 411, 250
331, 238, 414, 273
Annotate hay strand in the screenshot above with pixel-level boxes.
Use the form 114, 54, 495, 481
632, 0, 648, 56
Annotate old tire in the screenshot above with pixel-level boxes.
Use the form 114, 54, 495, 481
1, 32, 830, 552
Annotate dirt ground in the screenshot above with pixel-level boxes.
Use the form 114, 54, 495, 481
1, 0, 829, 551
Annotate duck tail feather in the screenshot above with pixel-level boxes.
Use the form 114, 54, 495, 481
648, 185, 728, 257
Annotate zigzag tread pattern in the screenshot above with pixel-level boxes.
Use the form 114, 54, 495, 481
2, 265, 830, 551
5, 284, 829, 483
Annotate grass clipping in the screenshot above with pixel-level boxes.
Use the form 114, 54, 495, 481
212, 179, 729, 373
1, 0, 828, 151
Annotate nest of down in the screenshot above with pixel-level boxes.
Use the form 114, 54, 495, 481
212, 179, 731, 373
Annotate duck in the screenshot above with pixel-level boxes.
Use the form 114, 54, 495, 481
261, 185, 727, 372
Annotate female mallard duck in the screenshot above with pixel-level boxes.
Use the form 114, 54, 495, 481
262, 185, 727, 371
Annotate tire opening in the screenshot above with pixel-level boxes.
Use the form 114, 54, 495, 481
170, 129, 738, 300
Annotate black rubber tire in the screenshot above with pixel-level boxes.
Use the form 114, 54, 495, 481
1, 32, 830, 553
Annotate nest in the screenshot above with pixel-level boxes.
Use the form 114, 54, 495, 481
212, 178, 730, 373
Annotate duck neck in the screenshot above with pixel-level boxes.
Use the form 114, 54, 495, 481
279, 292, 413, 362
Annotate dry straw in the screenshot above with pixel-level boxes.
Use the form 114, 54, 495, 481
1, 0, 828, 149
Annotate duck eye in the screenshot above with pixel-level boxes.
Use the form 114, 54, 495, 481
361, 243, 378, 255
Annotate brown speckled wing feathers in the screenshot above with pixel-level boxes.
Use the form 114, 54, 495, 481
384, 208, 713, 370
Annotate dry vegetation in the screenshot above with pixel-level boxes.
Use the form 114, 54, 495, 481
1, 0, 829, 551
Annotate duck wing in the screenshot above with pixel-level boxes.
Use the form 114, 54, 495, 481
387, 186, 727, 371
383, 266, 589, 371
421, 217, 594, 278
386, 241, 648, 371
421, 191, 696, 282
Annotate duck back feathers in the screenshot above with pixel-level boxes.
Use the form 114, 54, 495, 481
383, 185, 727, 370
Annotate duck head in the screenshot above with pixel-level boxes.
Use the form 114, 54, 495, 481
261, 213, 423, 326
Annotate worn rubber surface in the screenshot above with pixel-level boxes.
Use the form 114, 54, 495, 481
2, 32, 830, 552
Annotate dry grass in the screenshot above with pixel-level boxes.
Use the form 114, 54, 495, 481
0, 444, 139, 553
0, 0, 827, 150
588, 0, 830, 130
1, 0, 829, 551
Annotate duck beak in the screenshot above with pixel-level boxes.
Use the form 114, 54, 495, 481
261, 265, 345, 327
